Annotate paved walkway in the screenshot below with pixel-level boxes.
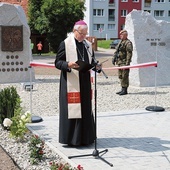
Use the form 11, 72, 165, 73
27, 109, 170, 170
28, 48, 170, 169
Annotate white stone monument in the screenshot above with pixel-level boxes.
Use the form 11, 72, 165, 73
0, 3, 35, 83
125, 10, 170, 87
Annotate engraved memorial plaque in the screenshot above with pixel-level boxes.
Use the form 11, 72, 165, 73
1, 26, 23, 52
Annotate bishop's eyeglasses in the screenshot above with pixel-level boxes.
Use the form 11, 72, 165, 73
76, 30, 88, 36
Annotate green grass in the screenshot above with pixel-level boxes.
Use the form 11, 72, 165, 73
97, 40, 112, 49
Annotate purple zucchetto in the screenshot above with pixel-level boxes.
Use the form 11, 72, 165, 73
74, 20, 87, 26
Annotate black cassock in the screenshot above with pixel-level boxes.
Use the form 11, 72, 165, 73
55, 39, 96, 146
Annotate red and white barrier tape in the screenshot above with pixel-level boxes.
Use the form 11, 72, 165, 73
103, 61, 157, 70
30, 61, 157, 70
30, 62, 55, 68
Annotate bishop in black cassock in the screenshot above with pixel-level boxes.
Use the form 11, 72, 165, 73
55, 20, 100, 146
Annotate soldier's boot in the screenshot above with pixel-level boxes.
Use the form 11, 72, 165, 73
116, 87, 123, 94
119, 87, 128, 95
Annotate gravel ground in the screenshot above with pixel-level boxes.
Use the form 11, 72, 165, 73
4, 73, 169, 117
0, 62, 170, 170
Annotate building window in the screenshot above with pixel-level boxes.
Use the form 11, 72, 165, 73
109, 0, 114, 3
155, 0, 164, 2
108, 24, 115, 30
93, 9, 104, 16
121, 10, 128, 17
121, 0, 128, 2
133, 0, 139, 2
108, 9, 115, 21
93, 24, 104, 31
168, 11, 170, 17
154, 10, 164, 17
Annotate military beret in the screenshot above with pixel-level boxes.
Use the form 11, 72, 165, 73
120, 30, 128, 34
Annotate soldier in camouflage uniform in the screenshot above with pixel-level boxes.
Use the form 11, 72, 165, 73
112, 30, 133, 95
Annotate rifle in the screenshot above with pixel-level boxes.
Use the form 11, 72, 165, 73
112, 41, 122, 65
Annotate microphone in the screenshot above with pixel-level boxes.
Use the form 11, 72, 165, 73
83, 40, 89, 49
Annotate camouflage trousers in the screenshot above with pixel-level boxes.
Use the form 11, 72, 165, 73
118, 69, 130, 88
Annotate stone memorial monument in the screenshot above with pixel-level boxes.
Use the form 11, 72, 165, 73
125, 10, 170, 87
0, 3, 35, 84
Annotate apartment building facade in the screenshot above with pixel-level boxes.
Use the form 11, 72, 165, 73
1, 0, 170, 41
84, 0, 170, 39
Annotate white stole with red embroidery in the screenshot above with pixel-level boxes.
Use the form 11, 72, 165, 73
65, 34, 92, 119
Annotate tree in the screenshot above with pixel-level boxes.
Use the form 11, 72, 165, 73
28, 0, 85, 52
28, 0, 45, 34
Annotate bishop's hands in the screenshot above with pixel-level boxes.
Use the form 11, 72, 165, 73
68, 62, 79, 69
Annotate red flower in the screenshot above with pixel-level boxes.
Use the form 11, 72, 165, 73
77, 164, 84, 170
34, 134, 39, 138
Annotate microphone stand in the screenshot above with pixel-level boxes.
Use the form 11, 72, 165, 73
68, 43, 113, 167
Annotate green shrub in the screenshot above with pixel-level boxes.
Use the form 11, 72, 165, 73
9, 110, 31, 140
0, 86, 21, 124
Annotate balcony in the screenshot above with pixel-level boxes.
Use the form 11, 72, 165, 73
144, 0, 151, 7
108, 0, 115, 7
108, 16, 115, 21
144, 2, 151, 7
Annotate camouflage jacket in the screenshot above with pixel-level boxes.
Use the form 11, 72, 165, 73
113, 39, 133, 66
